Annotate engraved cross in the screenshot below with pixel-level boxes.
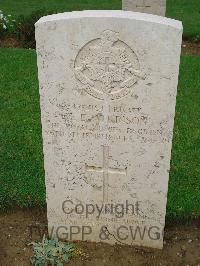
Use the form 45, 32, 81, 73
101, 57, 113, 73
85, 146, 127, 202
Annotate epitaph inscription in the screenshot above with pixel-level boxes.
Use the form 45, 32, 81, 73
36, 11, 182, 249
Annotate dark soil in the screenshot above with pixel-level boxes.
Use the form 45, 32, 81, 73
0, 36, 20, 49
0, 36, 200, 55
181, 40, 200, 55
0, 208, 199, 266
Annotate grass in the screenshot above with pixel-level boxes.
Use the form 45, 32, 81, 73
0, 0, 199, 40
166, 0, 200, 40
167, 55, 200, 218
0, 48, 45, 208
0, 48, 199, 218
0, 0, 121, 17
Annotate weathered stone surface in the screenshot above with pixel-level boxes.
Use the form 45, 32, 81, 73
122, 0, 166, 16
35, 11, 182, 249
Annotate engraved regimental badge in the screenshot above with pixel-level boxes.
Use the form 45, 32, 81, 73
74, 30, 141, 100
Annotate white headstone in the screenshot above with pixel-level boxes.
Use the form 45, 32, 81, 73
122, 0, 166, 17
35, 11, 182, 249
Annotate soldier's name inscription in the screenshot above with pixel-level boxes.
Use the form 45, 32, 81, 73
47, 102, 171, 143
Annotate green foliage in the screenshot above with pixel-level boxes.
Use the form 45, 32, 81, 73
15, 9, 53, 48
30, 235, 75, 266
0, 10, 16, 37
